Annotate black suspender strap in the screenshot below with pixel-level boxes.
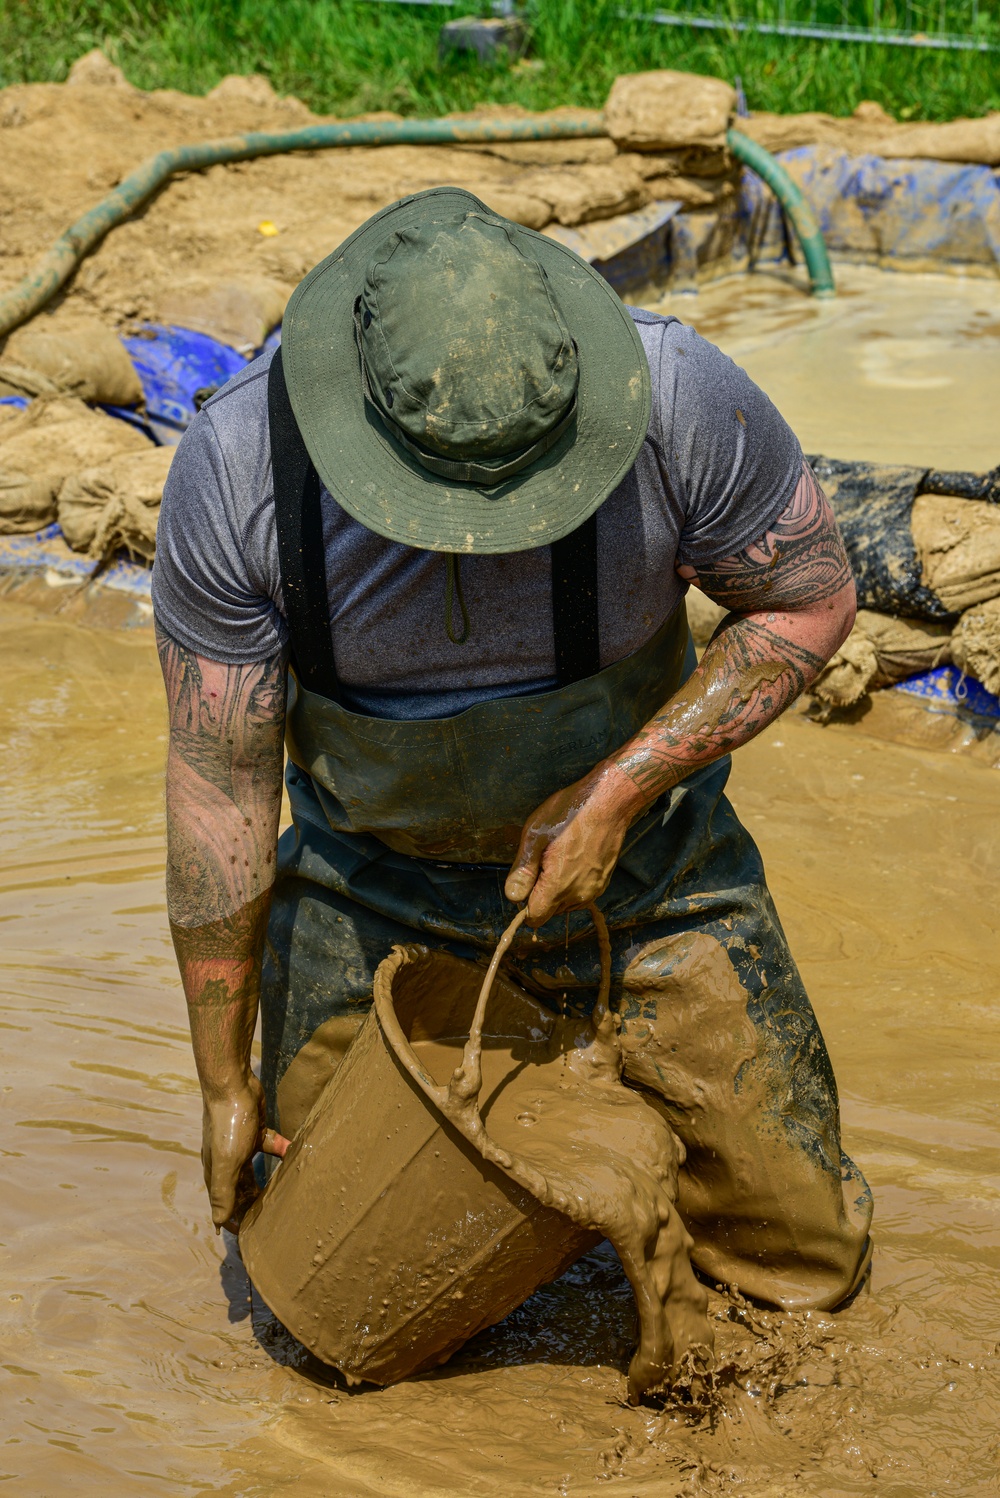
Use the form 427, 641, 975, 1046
550, 512, 600, 686
267, 347, 341, 702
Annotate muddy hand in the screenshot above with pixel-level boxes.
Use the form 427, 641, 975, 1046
201, 1075, 290, 1233
505, 767, 640, 926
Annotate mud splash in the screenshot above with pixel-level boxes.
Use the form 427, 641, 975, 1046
2, 604, 1000, 1495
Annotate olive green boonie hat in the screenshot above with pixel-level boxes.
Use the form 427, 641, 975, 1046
280, 187, 652, 554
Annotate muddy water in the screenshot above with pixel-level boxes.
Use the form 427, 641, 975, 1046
2, 598, 998, 1496
645, 263, 1000, 472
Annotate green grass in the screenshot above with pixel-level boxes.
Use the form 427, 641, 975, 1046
1, 0, 997, 122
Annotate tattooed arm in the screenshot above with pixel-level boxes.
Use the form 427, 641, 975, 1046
156, 625, 289, 1229
506, 461, 855, 923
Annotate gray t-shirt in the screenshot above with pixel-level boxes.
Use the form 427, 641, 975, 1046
152, 309, 802, 719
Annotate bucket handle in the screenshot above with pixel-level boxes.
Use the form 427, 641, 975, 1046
374, 903, 612, 1182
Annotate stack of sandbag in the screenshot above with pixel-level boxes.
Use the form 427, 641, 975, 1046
0, 397, 152, 535
0, 315, 142, 405
58, 446, 175, 563
805, 456, 1000, 706
603, 70, 742, 208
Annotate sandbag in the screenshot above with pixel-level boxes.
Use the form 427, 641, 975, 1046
0, 397, 152, 535
810, 456, 946, 620
951, 598, 1000, 696
811, 610, 952, 708
618, 145, 733, 179
456, 135, 616, 167
604, 70, 735, 152
0, 316, 143, 406
154, 277, 290, 356
617, 146, 739, 206
912, 494, 1000, 615
644, 174, 736, 208
469, 185, 552, 230
740, 106, 1000, 167
58, 445, 174, 561
67, 47, 134, 89
520, 163, 648, 226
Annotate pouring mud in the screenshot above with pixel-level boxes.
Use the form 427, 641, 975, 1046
382, 907, 714, 1404
3, 601, 1000, 1495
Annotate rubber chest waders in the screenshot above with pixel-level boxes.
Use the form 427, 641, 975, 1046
260, 347, 874, 1311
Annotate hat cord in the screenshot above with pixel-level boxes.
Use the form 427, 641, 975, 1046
444, 554, 471, 645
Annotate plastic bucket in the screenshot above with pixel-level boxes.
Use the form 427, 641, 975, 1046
239, 937, 599, 1385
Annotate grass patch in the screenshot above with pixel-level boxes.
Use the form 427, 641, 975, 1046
1, 0, 998, 122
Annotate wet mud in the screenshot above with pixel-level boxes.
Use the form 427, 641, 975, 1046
3, 599, 999, 1495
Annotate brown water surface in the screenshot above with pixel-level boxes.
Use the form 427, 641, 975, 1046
645, 264, 1000, 472
2, 598, 998, 1495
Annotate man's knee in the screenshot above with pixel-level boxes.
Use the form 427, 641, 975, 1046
618, 928, 873, 1311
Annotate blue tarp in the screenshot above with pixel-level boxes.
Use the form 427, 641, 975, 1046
741, 147, 1000, 275
119, 325, 249, 445
894, 663, 1000, 719
0, 521, 153, 600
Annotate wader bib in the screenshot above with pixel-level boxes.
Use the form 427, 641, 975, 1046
260, 350, 873, 1312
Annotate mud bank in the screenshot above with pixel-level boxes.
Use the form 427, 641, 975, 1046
1, 603, 998, 1495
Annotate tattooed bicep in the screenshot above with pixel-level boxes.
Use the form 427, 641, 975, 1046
155, 624, 288, 772
690, 460, 854, 613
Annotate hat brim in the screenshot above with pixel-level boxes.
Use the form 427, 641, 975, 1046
281, 187, 651, 555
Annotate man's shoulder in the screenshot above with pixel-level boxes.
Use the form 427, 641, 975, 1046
627, 306, 680, 342
625, 307, 723, 384
199, 346, 274, 434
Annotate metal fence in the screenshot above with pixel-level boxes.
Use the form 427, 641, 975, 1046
624, 1, 998, 51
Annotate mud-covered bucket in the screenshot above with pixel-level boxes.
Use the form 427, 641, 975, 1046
239, 917, 600, 1385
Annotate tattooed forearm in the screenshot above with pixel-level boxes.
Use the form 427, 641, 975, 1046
156, 626, 287, 928
169, 890, 273, 1097
691, 460, 852, 612
615, 616, 824, 797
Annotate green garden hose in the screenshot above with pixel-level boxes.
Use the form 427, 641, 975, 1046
727, 127, 836, 298
0, 114, 833, 339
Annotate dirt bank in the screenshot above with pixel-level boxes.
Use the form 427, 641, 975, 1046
0, 67, 634, 337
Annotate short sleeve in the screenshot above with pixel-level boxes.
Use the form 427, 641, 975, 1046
151, 390, 288, 665
646, 319, 803, 567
